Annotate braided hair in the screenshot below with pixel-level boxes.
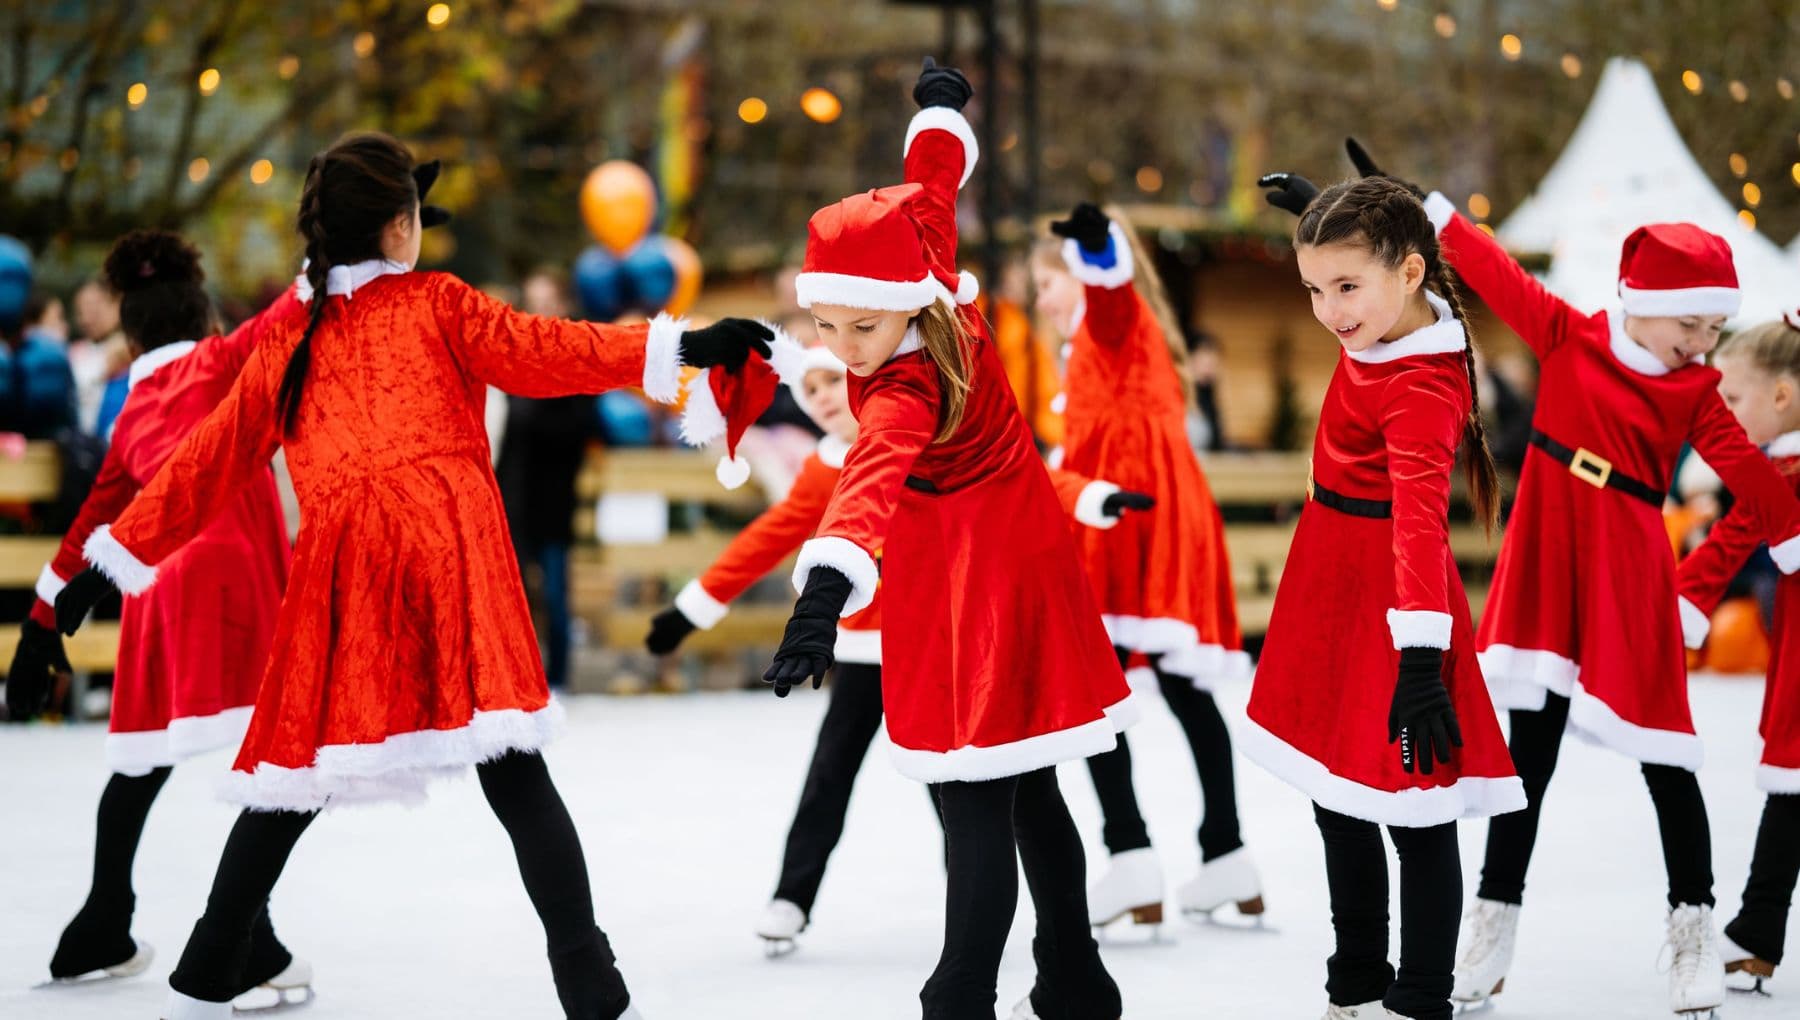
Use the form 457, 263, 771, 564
1295, 176, 1502, 532
279, 133, 419, 434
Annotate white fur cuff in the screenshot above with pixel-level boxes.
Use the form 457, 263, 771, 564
1772, 532, 1800, 574
792, 536, 880, 617
83, 524, 157, 596
1387, 609, 1452, 650
643, 312, 687, 404
35, 564, 66, 604
674, 579, 730, 630
1074, 481, 1123, 530
678, 369, 726, 447
1423, 192, 1456, 235
1061, 222, 1136, 289
1677, 595, 1711, 650
903, 106, 979, 189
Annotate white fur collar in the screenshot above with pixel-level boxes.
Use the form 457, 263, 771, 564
294, 258, 411, 303
891, 324, 923, 361
816, 434, 851, 468
1767, 431, 1800, 458
1605, 310, 1704, 378
1343, 291, 1467, 364
127, 341, 197, 388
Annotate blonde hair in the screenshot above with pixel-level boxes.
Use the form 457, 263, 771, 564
914, 299, 975, 443
1717, 319, 1800, 379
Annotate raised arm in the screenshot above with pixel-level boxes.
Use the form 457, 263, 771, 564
1688, 391, 1800, 574
903, 59, 978, 285
194, 281, 307, 384
1427, 200, 1581, 363
1051, 203, 1141, 347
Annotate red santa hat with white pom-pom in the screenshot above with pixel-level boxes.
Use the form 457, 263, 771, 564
793, 182, 978, 312
678, 323, 807, 488
1616, 222, 1741, 319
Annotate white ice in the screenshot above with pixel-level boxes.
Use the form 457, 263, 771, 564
0, 674, 1789, 1019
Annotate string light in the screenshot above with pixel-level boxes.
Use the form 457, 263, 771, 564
736, 97, 767, 124
187, 158, 210, 183
1743, 182, 1762, 207
800, 87, 841, 124
1729, 152, 1748, 177
198, 68, 220, 95
1377, 0, 1398, 10
1467, 193, 1492, 219
1780, 78, 1795, 100
1136, 166, 1164, 193
1682, 70, 1703, 94
1499, 34, 1522, 61
1561, 53, 1582, 78
426, 4, 451, 28
353, 32, 376, 58
277, 55, 300, 80
1728, 79, 1748, 102
250, 159, 274, 185
1433, 13, 1456, 38
1477, 223, 1496, 237
1792, 163, 1800, 188
126, 82, 147, 108
1735, 210, 1754, 230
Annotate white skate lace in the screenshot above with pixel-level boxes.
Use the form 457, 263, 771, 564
1457, 901, 1504, 968
1661, 909, 1706, 986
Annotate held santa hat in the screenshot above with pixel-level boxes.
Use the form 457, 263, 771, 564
794, 182, 979, 311
1616, 222, 1741, 319
678, 324, 808, 488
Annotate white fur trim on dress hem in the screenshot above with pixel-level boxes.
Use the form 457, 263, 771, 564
833, 627, 881, 665
643, 313, 687, 404
678, 368, 726, 446
1239, 716, 1527, 827
886, 691, 1139, 783
1678, 596, 1712, 650
1756, 762, 1800, 793
1565, 679, 1703, 770
903, 106, 979, 189
1423, 192, 1456, 234
1061, 223, 1136, 289
1101, 614, 1252, 689
217, 701, 565, 812
792, 536, 880, 617
1771, 532, 1800, 574
106, 706, 254, 777
1388, 609, 1453, 650
83, 524, 157, 595
1477, 644, 1578, 711
35, 564, 65, 604
674, 579, 729, 630
1074, 481, 1122, 529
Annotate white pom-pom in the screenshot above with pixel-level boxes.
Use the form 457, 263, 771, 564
955, 270, 980, 305
716, 454, 752, 490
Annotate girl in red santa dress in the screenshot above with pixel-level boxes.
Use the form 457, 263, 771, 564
5, 231, 308, 1006
1331, 140, 1800, 1017
51, 132, 774, 1020
760, 59, 1134, 1020
1675, 314, 1800, 996
1250, 172, 1524, 1020
1029, 201, 1262, 933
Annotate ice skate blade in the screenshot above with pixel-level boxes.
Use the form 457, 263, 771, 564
1090, 901, 1163, 928
34, 940, 156, 988
1181, 902, 1277, 934
233, 985, 314, 1015
1453, 999, 1496, 1015
760, 936, 798, 959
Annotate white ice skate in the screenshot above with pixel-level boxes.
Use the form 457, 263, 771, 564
1720, 931, 1775, 996
1322, 1002, 1403, 1019
1452, 898, 1519, 1010
36, 937, 154, 987
1088, 847, 1164, 931
233, 956, 315, 1014
1176, 847, 1266, 927
165, 990, 234, 1020
1664, 904, 1725, 1017
755, 898, 806, 958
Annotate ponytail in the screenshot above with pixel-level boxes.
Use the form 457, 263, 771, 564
914, 299, 974, 443
279, 156, 330, 435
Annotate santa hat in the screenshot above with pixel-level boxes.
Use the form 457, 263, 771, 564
794, 183, 978, 312
1617, 223, 1740, 318
678, 323, 807, 488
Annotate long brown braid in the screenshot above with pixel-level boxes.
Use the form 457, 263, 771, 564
1296, 177, 1502, 532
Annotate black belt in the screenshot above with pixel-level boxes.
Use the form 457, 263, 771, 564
1529, 430, 1663, 508
1308, 478, 1393, 519
904, 475, 940, 495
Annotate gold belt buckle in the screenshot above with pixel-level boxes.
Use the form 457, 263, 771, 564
1570, 447, 1613, 489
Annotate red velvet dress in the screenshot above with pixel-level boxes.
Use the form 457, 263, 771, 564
1245, 293, 1524, 827
791, 108, 1135, 784
1678, 433, 1800, 791
85, 265, 685, 810
31, 288, 303, 775
1435, 207, 1800, 770
1050, 224, 1247, 688
675, 435, 881, 665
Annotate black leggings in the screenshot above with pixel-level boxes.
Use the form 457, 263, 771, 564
1725, 793, 1800, 966
1085, 648, 1243, 860
923, 768, 1118, 1020
1315, 804, 1460, 1020
1477, 692, 1714, 908
169, 751, 628, 1019
772, 662, 885, 916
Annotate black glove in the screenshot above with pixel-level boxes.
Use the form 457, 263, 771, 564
1101, 489, 1156, 520
7, 619, 71, 721
645, 606, 698, 656
1257, 172, 1320, 218
55, 567, 116, 637
413, 159, 452, 229
1049, 202, 1113, 255
1345, 138, 1426, 200
1387, 647, 1462, 775
679, 318, 774, 373
913, 56, 973, 112
764, 567, 853, 698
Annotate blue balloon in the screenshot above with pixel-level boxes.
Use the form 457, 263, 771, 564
0, 235, 33, 333
573, 245, 627, 321
620, 237, 677, 313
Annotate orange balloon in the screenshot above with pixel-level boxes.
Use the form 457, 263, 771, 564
581, 161, 657, 255
662, 236, 704, 317
1704, 596, 1770, 674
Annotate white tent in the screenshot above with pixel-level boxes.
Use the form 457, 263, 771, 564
1497, 57, 1797, 324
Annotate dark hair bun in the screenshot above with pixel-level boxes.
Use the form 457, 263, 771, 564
103, 230, 205, 294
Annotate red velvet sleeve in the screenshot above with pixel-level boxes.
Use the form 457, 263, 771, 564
1677, 503, 1762, 619
1689, 392, 1800, 573
30, 444, 141, 626
1379, 365, 1467, 649
902, 106, 977, 278
1437, 210, 1581, 363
